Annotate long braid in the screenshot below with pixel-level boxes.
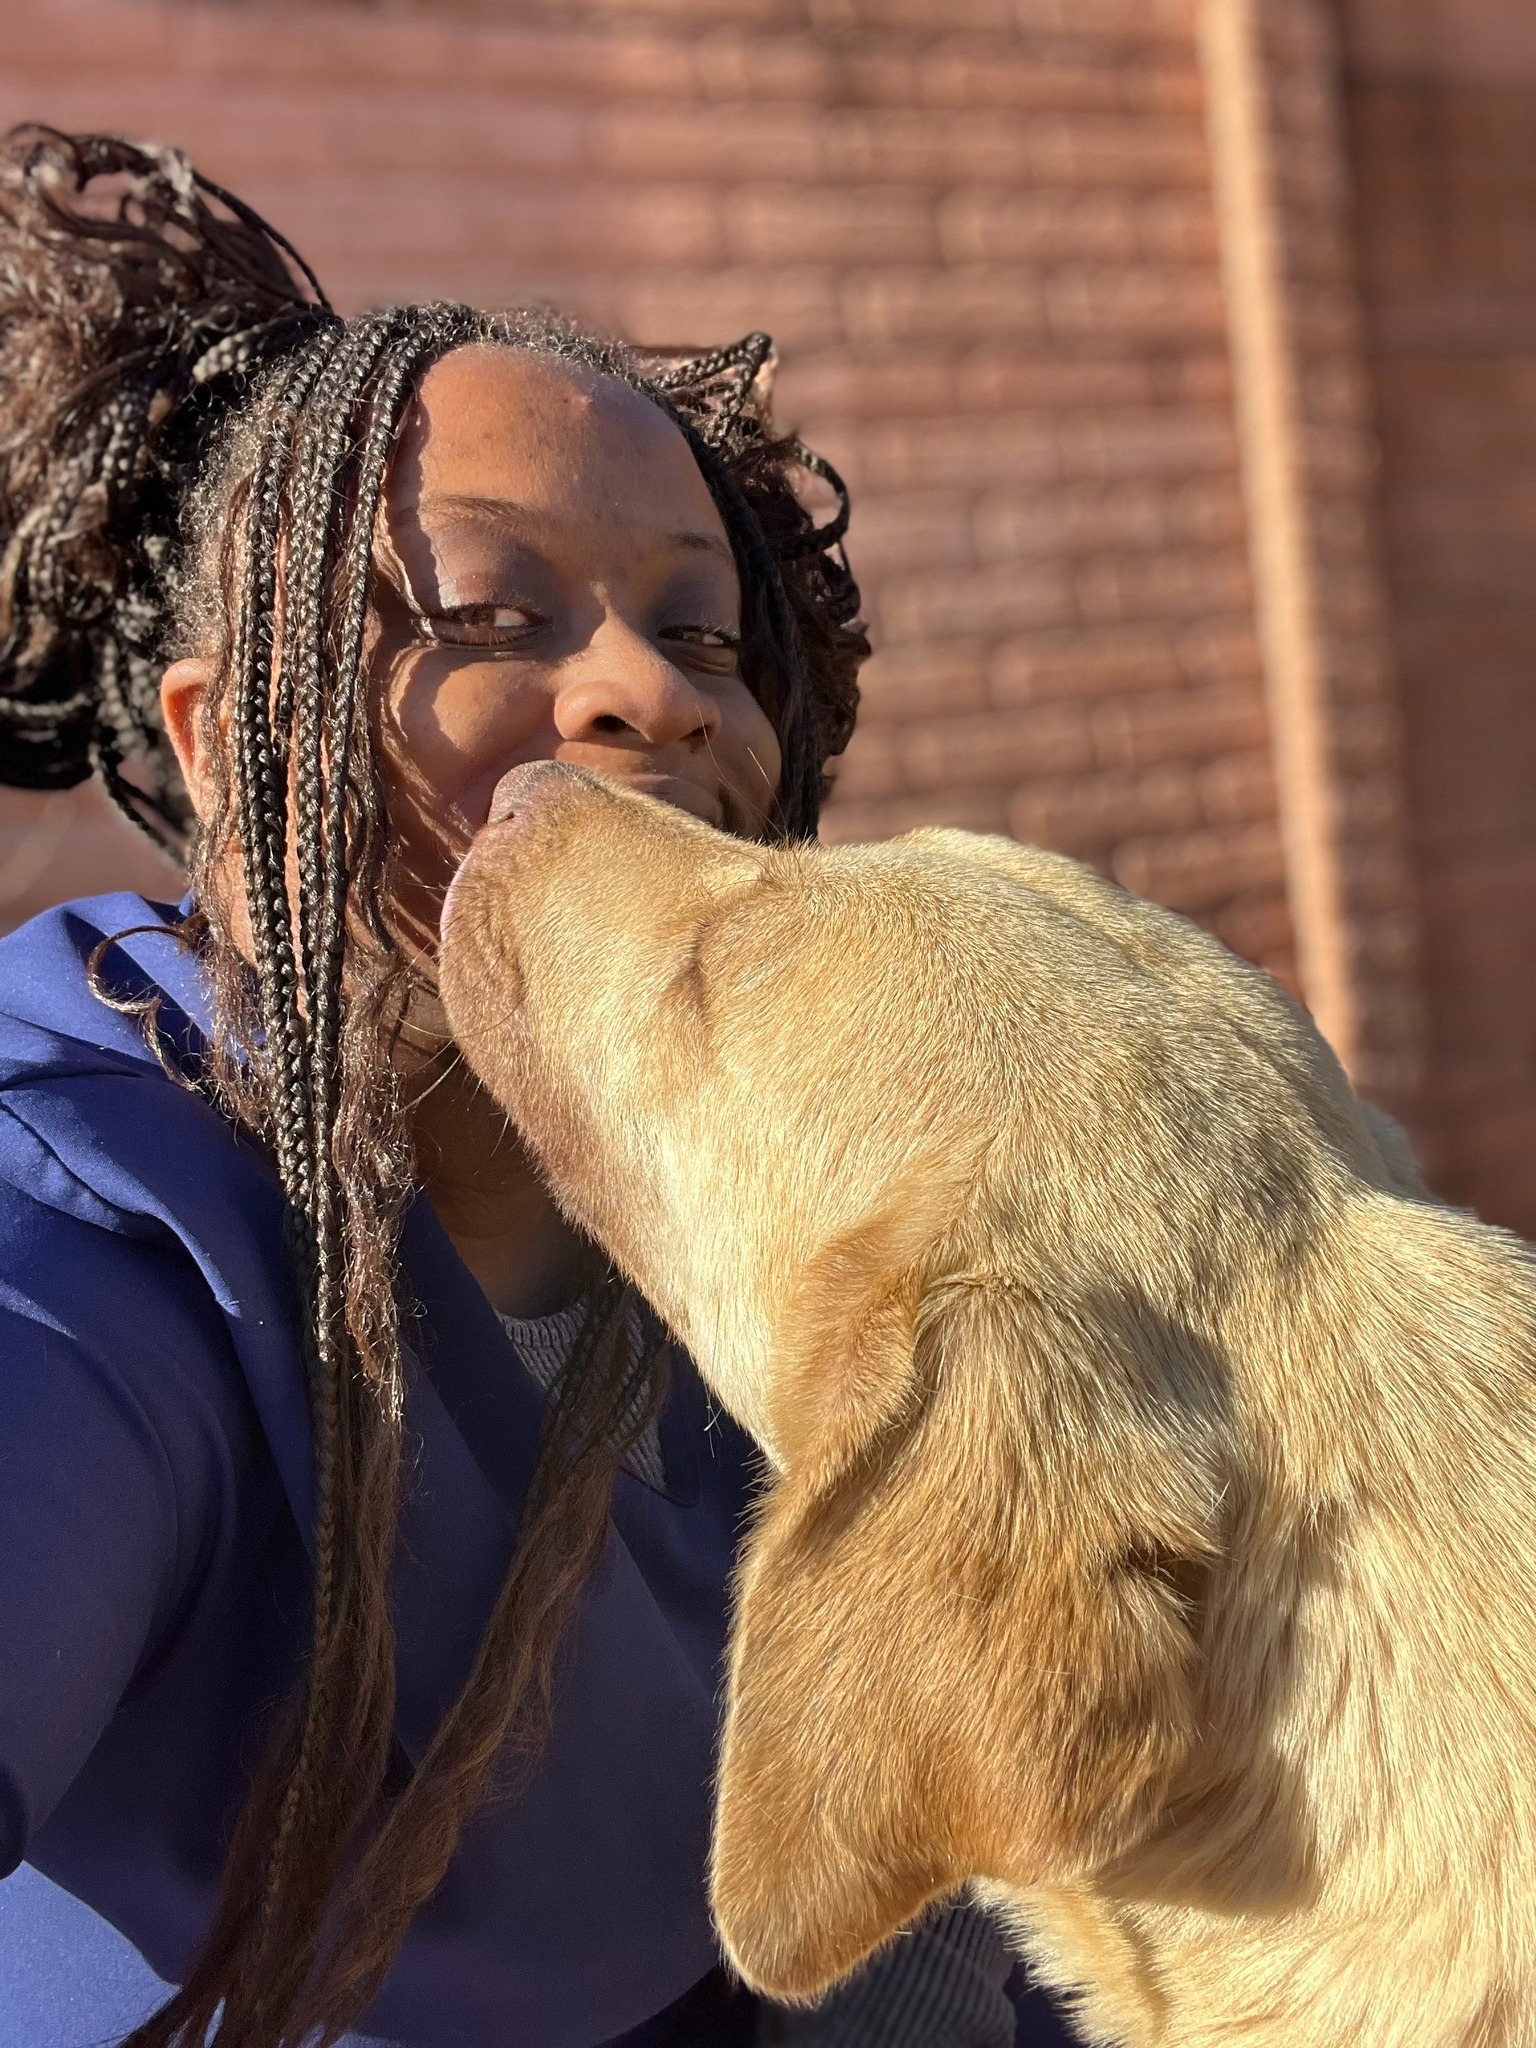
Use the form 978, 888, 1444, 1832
5, 128, 869, 2048
697, 439, 826, 838
172, 318, 461, 2045
308, 1270, 673, 2039
273, 309, 483, 1973
251, 320, 415, 2034
231, 330, 339, 1214
157, 309, 504, 2047
126, 329, 350, 2048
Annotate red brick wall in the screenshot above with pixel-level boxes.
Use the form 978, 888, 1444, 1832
1342, 0, 1536, 1225
1203, 0, 1423, 1105
18, 0, 1534, 1230
0, 0, 1299, 989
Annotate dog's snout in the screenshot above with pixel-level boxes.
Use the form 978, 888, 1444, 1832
487, 758, 581, 830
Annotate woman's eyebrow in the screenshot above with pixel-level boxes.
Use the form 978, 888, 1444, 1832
669, 529, 735, 564
413, 492, 540, 533
415, 493, 733, 563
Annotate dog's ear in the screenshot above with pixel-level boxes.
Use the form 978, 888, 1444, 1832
711, 1278, 1222, 2002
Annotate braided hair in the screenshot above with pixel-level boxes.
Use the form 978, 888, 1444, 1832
0, 127, 868, 2048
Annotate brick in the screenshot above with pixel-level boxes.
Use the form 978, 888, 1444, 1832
1025, 115, 1211, 187
1173, 618, 1266, 686
1198, 750, 1281, 825
606, 268, 845, 350
824, 725, 908, 802
0, 787, 181, 933
958, 350, 1232, 412
1057, 404, 1239, 478
1, 82, 594, 187
856, 414, 1059, 491
989, 625, 1188, 702
896, 701, 1096, 791
912, 45, 1204, 117
1108, 821, 1287, 913
1043, 265, 1228, 342
247, 176, 727, 269
9, 1, 706, 103
828, 0, 1023, 31
1092, 688, 1273, 770
1209, 892, 1297, 969
939, 190, 1149, 266
1073, 544, 1253, 625
977, 482, 1170, 561
849, 642, 993, 721
1002, 0, 1198, 38
1138, 193, 1223, 263
846, 489, 976, 573
825, 108, 1039, 181
842, 266, 1046, 345
592, 105, 829, 181
486, 0, 798, 29
727, 186, 937, 266
878, 559, 1076, 641
1159, 353, 1235, 403
819, 788, 1011, 845
939, 190, 1217, 266
1006, 762, 1205, 854
692, 29, 839, 102
974, 476, 1245, 561
774, 351, 959, 420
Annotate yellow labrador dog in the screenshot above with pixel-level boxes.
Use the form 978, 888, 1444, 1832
439, 760, 1536, 2048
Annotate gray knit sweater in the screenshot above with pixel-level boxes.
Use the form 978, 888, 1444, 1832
758, 1903, 1019, 2046
501, 1301, 1022, 2047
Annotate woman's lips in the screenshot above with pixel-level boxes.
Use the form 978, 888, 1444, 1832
601, 770, 723, 826
444, 763, 721, 938
471, 762, 725, 845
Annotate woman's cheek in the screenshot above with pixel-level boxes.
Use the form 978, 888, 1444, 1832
722, 681, 784, 834
386, 648, 554, 828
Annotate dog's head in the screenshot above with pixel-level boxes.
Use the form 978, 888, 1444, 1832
439, 761, 1393, 1998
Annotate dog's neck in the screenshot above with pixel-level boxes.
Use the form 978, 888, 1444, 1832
993, 1199, 1536, 2048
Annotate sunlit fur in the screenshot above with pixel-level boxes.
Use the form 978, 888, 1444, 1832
442, 761, 1536, 2048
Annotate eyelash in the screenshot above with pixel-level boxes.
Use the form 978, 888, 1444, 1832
422, 608, 742, 654
662, 623, 741, 651
425, 604, 540, 643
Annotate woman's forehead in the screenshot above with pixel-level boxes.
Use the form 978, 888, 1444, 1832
392, 343, 729, 547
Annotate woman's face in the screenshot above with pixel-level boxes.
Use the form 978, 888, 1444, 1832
162, 341, 783, 978
372, 344, 783, 968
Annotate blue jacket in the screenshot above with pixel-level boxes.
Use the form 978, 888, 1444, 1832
0, 894, 759, 2047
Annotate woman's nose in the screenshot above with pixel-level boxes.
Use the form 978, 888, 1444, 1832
552, 628, 722, 750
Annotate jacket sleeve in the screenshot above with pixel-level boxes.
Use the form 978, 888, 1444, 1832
0, 1182, 251, 1872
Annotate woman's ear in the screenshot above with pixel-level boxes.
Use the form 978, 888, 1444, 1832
710, 1280, 1222, 2003
160, 655, 215, 818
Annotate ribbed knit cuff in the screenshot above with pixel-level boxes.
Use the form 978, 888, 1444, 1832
761, 1904, 1018, 2047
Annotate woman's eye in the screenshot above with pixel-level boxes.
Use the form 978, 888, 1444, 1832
661, 624, 742, 657
424, 603, 542, 646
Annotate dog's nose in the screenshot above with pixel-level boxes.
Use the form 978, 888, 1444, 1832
487, 759, 580, 829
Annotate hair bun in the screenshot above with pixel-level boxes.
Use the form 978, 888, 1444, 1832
0, 125, 333, 841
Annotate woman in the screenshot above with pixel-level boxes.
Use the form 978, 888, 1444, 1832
0, 130, 1061, 2048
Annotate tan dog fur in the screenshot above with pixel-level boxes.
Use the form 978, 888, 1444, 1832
439, 760, 1536, 2048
